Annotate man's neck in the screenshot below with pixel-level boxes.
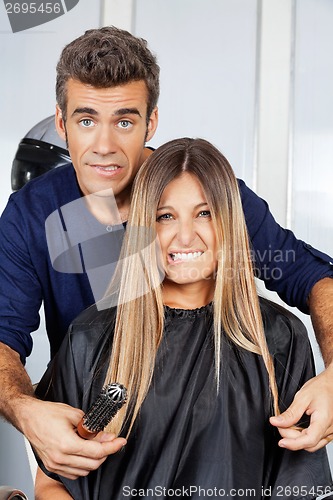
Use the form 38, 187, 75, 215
83, 190, 128, 226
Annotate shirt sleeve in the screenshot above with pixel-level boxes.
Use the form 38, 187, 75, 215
239, 179, 333, 313
0, 196, 42, 361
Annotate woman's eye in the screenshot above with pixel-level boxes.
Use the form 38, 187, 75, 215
156, 213, 173, 222
198, 210, 211, 218
80, 119, 94, 128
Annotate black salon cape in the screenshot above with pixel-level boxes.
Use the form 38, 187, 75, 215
36, 298, 332, 499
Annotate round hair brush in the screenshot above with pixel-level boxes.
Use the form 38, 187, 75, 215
77, 383, 127, 439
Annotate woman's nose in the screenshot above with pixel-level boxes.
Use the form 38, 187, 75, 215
176, 220, 196, 247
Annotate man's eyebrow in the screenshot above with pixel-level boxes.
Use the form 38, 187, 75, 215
113, 108, 142, 117
71, 107, 97, 117
70, 107, 142, 118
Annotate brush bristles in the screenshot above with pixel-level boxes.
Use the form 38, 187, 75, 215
82, 383, 127, 432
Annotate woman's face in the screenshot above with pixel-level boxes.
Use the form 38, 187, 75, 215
156, 172, 217, 287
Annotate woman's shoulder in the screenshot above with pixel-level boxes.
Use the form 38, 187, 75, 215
259, 299, 316, 408
70, 299, 117, 329
37, 302, 117, 404
259, 297, 309, 359
67, 301, 117, 354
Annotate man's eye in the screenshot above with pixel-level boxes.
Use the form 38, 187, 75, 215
118, 120, 132, 129
156, 213, 173, 222
80, 119, 94, 128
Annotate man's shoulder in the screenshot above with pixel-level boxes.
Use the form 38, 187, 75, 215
9, 164, 79, 209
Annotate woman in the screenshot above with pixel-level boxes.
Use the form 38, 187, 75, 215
35, 138, 332, 499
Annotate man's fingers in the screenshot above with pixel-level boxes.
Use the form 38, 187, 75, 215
270, 398, 306, 428
41, 450, 106, 478
276, 426, 303, 440
274, 416, 333, 452
20, 400, 127, 478
74, 436, 127, 459
94, 436, 127, 455
278, 431, 333, 452
41, 435, 127, 477
95, 432, 117, 443
48, 453, 108, 479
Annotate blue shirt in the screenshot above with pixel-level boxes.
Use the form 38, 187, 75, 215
0, 164, 332, 362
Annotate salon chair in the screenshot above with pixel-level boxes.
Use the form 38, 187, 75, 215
0, 486, 28, 500
11, 115, 70, 191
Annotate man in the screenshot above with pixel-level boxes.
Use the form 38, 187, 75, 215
0, 26, 332, 479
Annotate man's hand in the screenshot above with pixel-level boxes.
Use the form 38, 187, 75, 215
20, 397, 126, 480
270, 364, 333, 452
0, 343, 126, 479
271, 276, 333, 452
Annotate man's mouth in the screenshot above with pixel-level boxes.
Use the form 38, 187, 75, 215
94, 165, 121, 171
169, 251, 203, 262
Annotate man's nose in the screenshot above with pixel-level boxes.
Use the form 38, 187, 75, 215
93, 126, 117, 155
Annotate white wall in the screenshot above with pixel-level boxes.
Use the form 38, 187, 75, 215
289, 0, 333, 433
134, 0, 258, 187
292, 0, 333, 257
0, 0, 332, 496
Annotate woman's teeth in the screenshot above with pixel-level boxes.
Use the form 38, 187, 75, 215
170, 252, 203, 261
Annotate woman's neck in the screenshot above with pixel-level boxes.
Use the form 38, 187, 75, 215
162, 279, 215, 310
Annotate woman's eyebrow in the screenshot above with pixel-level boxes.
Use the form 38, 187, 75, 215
157, 205, 173, 212
157, 202, 208, 211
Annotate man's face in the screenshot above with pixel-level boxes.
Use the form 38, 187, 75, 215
55, 78, 158, 208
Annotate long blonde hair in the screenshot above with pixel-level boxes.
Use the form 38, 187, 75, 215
103, 138, 279, 435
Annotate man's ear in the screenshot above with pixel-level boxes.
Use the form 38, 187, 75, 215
146, 106, 159, 142
55, 104, 67, 142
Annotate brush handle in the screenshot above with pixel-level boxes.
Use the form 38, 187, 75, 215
77, 383, 127, 440
77, 419, 98, 440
